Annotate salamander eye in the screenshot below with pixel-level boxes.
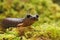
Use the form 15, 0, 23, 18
36, 15, 39, 18
26, 15, 31, 18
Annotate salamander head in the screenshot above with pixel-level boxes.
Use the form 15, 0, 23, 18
25, 14, 39, 21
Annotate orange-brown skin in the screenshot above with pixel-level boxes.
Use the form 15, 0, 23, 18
17, 18, 36, 27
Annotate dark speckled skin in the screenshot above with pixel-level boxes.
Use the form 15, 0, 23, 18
2, 18, 24, 28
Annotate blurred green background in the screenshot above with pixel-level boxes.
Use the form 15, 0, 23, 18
0, 0, 60, 40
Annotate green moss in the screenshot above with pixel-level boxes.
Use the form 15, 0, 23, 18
0, 0, 60, 40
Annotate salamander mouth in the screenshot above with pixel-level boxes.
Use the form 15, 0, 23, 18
31, 17, 38, 21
